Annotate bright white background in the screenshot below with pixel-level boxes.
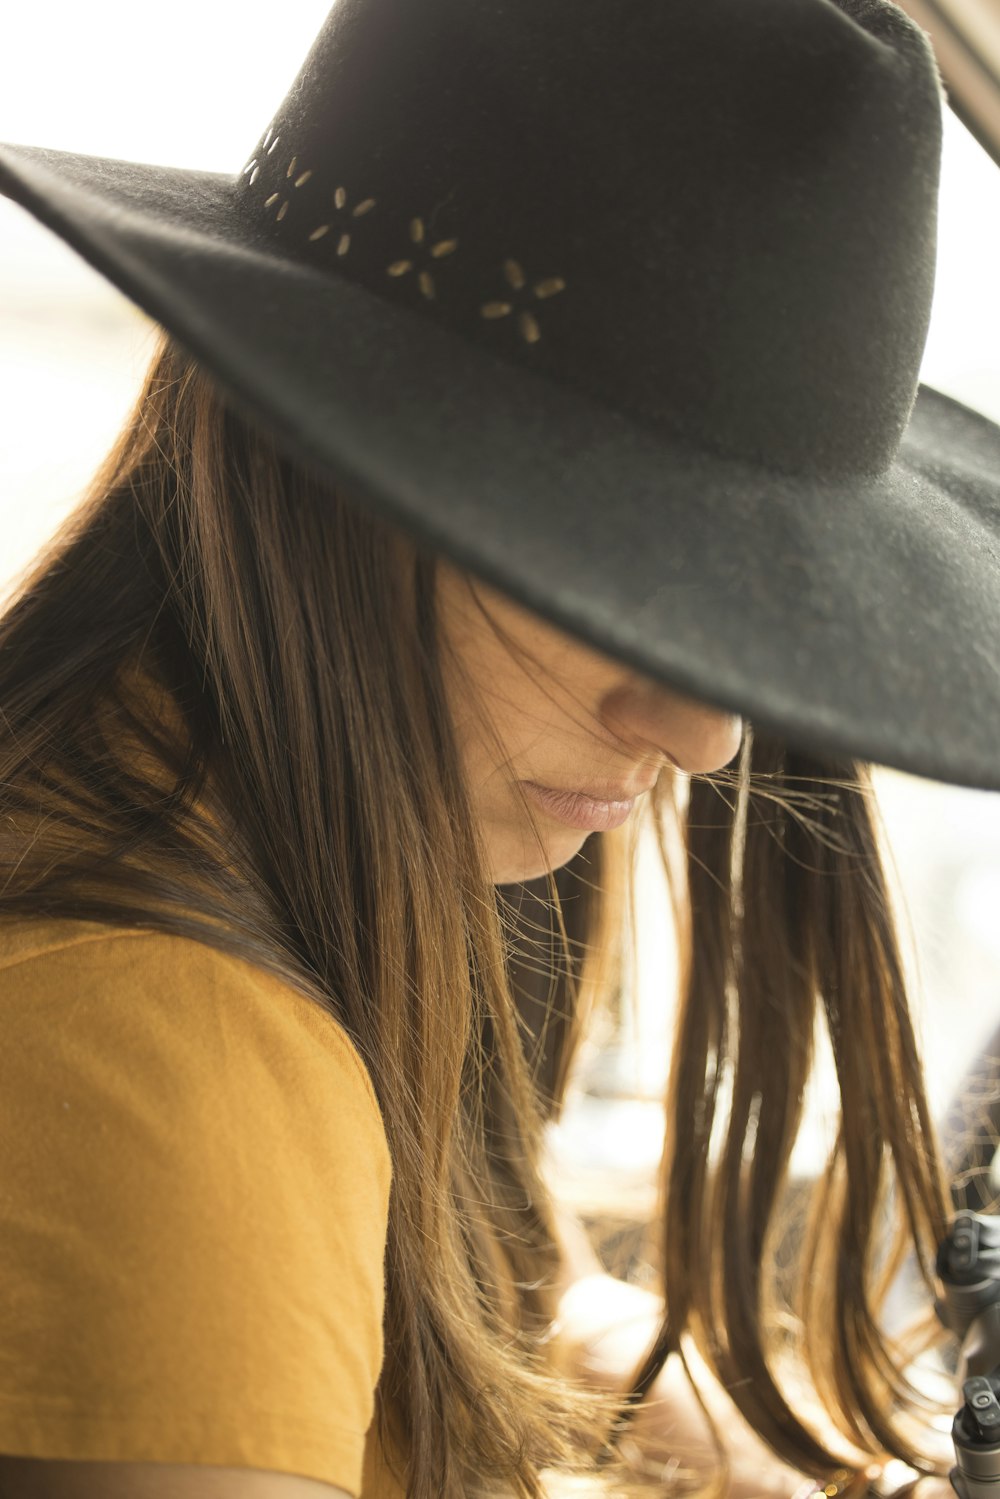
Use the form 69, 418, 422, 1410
1, 2, 1000, 1199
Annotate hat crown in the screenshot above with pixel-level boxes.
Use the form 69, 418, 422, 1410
234, 0, 945, 479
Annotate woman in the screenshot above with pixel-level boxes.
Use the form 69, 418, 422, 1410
1, 0, 999, 1496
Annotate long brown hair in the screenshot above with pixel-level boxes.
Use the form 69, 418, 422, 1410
631, 745, 955, 1483
0, 326, 956, 1496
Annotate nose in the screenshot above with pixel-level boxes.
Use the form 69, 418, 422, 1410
599, 674, 745, 776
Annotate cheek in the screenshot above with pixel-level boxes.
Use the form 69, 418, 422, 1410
440, 601, 604, 792
457, 659, 534, 764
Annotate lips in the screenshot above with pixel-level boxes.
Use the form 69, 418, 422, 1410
520, 780, 641, 833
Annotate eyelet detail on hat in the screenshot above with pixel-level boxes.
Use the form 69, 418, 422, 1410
262, 185, 291, 219
243, 151, 564, 343
386, 216, 458, 300
308, 186, 379, 256
335, 186, 377, 217
480, 259, 566, 342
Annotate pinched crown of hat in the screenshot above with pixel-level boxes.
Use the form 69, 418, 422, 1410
233, 0, 945, 479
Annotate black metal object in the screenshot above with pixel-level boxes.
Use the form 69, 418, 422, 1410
937, 1212, 1000, 1498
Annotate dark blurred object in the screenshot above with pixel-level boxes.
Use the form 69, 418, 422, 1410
942, 1018, 1000, 1215
899, 0, 1000, 167
936, 1212, 1000, 1499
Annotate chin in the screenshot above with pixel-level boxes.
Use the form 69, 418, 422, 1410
491, 832, 587, 886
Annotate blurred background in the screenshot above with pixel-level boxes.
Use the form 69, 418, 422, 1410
2, 1, 1000, 1272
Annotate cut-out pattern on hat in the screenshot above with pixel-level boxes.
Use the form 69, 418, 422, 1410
243, 126, 280, 179
239, 136, 567, 346
481, 259, 566, 344
262, 152, 316, 224
386, 216, 459, 300
262, 191, 291, 223
307, 185, 377, 254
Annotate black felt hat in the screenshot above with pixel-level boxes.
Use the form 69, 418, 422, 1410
2, 0, 999, 790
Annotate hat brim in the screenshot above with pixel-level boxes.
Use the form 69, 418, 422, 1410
2, 140, 999, 791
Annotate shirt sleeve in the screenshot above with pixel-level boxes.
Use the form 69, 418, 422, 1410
0, 926, 392, 1497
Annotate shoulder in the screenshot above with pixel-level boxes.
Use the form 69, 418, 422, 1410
0, 913, 391, 1201
0, 916, 392, 1492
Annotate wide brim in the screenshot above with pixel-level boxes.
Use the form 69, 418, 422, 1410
2, 140, 1000, 792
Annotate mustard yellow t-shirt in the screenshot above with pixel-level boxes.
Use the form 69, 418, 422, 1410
0, 915, 407, 1497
